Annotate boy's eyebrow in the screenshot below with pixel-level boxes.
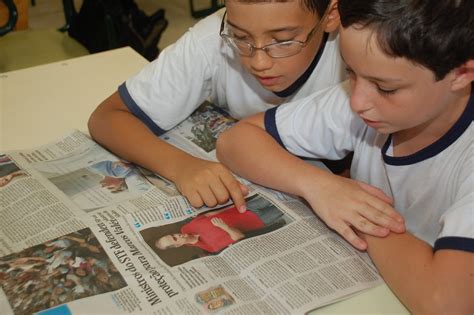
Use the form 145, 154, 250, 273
363, 75, 403, 84
226, 20, 300, 34
340, 53, 403, 83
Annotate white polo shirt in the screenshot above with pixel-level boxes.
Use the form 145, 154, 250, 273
265, 81, 474, 252
119, 8, 345, 135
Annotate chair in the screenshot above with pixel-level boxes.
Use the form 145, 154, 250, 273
64, 0, 168, 62
0, 0, 89, 72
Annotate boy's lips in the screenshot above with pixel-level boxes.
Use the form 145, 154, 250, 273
362, 117, 382, 127
255, 75, 281, 87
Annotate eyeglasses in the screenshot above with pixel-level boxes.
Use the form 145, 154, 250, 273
219, 9, 328, 58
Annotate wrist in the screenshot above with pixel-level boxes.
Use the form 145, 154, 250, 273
296, 166, 333, 199
166, 153, 200, 182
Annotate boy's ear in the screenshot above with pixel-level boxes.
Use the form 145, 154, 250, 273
451, 60, 474, 91
323, 0, 340, 33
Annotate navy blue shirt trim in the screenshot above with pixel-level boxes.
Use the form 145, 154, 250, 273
118, 83, 167, 136
382, 83, 474, 165
273, 32, 329, 98
434, 237, 474, 253
264, 107, 285, 147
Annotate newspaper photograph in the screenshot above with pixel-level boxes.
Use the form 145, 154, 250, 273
162, 101, 237, 160
140, 194, 291, 267
0, 228, 127, 315
29, 141, 153, 212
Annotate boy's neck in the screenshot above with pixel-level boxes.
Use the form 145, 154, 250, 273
392, 85, 471, 157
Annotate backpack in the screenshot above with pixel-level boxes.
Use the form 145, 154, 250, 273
66, 0, 168, 61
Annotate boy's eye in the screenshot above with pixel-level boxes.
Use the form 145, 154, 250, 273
273, 36, 295, 43
233, 34, 250, 41
376, 85, 397, 95
229, 30, 250, 41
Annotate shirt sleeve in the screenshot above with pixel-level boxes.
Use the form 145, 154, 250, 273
434, 154, 474, 252
264, 81, 363, 160
119, 12, 223, 133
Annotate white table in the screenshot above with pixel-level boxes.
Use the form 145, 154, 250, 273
0, 47, 148, 150
0, 47, 408, 314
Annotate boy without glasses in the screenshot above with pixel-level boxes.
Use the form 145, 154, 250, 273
89, 1, 347, 208
217, 0, 474, 312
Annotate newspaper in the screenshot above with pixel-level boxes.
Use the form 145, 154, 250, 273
0, 102, 383, 315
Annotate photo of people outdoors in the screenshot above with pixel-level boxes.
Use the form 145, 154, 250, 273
0, 228, 127, 315
49, 159, 151, 195
174, 102, 237, 153
141, 195, 291, 266
0, 154, 28, 188
195, 285, 235, 313
41, 159, 152, 211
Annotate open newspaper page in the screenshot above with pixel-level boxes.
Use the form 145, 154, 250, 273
0, 102, 383, 314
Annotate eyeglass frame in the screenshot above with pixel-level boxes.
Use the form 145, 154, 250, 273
219, 8, 329, 58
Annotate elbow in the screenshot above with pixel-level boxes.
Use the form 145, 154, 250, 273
411, 299, 445, 315
216, 118, 254, 163
216, 129, 231, 163
87, 91, 122, 141
87, 110, 98, 138
87, 108, 104, 143
409, 287, 473, 315
431, 292, 473, 315
87, 101, 111, 142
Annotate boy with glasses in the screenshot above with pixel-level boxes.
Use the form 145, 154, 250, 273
89, 2, 352, 207
217, 0, 473, 312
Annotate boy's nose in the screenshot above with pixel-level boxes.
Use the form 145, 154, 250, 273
249, 49, 273, 72
349, 79, 373, 114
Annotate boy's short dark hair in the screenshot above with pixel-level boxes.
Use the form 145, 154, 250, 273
338, 0, 474, 80
234, 0, 331, 17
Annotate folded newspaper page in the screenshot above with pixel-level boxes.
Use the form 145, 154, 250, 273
0, 102, 383, 315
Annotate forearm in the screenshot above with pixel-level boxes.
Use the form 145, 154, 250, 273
217, 120, 331, 198
217, 115, 407, 250
88, 92, 197, 182
219, 226, 244, 241
363, 232, 474, 314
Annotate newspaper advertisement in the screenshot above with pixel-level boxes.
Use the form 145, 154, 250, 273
0, 103, 383, 314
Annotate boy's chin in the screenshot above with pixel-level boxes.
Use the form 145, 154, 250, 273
256, 78, 290, 93
373, 126, 398, 135
264, 84, 290, 94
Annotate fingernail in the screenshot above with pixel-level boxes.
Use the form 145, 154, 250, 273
238, 205, 246, 213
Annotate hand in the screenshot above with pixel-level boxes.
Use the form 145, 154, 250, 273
173, 157, 249, 210
302, 173, 405, 251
